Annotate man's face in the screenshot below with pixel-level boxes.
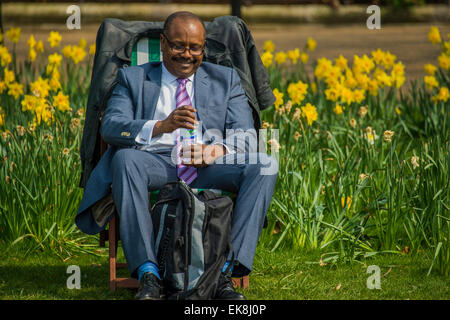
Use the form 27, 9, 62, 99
161, 18, 205, 79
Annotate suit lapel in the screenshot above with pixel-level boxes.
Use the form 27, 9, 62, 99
194, 65, 209, 127
143, 62, 162, 120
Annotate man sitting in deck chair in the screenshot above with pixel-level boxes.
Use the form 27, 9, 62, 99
77, 11, 278, 300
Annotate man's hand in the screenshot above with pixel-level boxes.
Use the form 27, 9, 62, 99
153, 105, 198, 137
181, 143, 227, 168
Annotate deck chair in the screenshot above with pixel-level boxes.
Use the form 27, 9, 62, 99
98, 36, 250, 292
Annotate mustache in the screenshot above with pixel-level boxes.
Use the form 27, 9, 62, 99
172, 56, 196, 64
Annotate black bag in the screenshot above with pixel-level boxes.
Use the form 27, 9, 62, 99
151, 180, 234, 300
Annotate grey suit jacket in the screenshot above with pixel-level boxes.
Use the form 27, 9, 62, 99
75, 61, 256, 235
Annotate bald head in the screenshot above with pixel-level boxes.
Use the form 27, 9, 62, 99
163, 11, 206, 37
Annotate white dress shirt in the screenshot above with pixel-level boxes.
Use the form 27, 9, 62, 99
135, 63, 233, 154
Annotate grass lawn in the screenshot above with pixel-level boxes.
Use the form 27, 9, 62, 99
0, 241, 448, 300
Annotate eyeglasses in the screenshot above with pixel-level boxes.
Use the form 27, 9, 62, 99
162, 33, 204, 56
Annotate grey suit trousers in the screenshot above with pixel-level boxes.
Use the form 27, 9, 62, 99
110, 148, 278, 278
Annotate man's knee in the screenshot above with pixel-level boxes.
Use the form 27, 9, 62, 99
111, 148, 142, 177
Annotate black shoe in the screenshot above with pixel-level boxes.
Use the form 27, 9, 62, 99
135, 272, 163, 300
214, 270, 246, 300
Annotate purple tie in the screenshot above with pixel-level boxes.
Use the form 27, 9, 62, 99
176, 78, 197, 185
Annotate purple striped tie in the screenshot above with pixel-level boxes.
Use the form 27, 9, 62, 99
175, 78, 197, 185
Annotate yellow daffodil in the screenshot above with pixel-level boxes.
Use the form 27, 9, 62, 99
287, 81, 308, 105
355, 73, 370, 91
6, 27, 21, 43
261, 51, 273, 68
354, 54, 375, 74
431, 87, 449, 103
70, 45, 87, 64
28, 48, 37, 62
27, 35, 36, 48
300, 52, 309, 64
438, 53, 450, 70
273, 88, 284, 110
30, 77, 51, 98
376, 70, 393, 87
275, 51, 287, 65
34, 103, 54, 126
340, 87, 354, 105
424, 75, 439, 89
335, 55, 348, 70
4, 68, 15, 84
49, 70, 61, 92
367, 79, 379, 96
0, 46, 12, 66
428, 26, 441, 44
306, 37, 317, 51
395, 106, 402, 115
35, 40, 44, 53
22, 95, 39, 112
287, 48, 300, 64
0, 107, 4, 126
53, 91, 70, 112
263, 40, 275, 53
78, 38, 87, 49
381, 51, 397, 69
48, 31, 62, 47
7, 82, 24, 100
48, 52, 62, 67
0, 81, 6, 94
371, 49, 385, 65
444, 41, 450, 55
314, 57, 333, 79
89, 43, 96, 56
333, 104, 343, 115
353, 89, 366, 104
301, 103, 318, 126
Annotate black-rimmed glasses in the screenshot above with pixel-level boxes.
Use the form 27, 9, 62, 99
162, 33, 204, 56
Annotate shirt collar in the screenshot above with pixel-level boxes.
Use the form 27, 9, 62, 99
161, 62, 195, 85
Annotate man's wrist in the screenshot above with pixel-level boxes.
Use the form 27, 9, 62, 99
152, 120, 165, 137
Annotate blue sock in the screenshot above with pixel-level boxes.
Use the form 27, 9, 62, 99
137, 261, 161, 281
222, 261, 234, 273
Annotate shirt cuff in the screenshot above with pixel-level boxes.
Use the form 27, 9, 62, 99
135, 120, 159, 145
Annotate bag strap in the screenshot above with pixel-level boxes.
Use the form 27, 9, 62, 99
156, 201, 178, 277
